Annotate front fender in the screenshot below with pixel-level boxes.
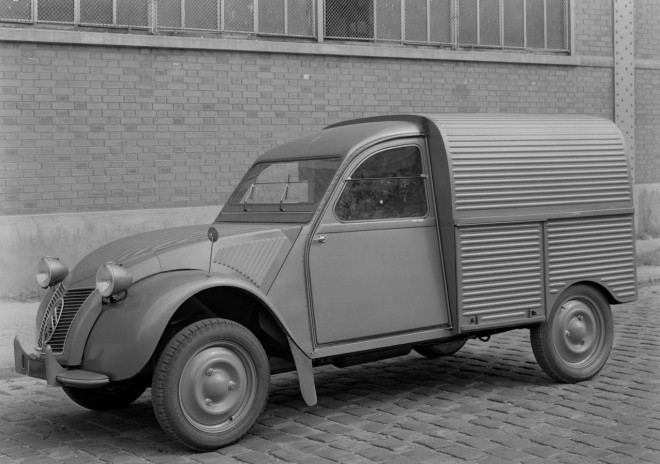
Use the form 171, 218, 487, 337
82, 270, 295, 381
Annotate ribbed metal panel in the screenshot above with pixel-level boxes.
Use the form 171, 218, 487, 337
37, 285, 95, 354
430, 115, 632, 213
547, 216, 637, 301
215, 236, 289, 288
457, 223, 544, 329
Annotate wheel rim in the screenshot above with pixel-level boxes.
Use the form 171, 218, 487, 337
551, 296, 605, 369
179, 342, 257, 433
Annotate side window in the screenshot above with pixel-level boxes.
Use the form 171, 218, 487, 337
335, 145, 428, 221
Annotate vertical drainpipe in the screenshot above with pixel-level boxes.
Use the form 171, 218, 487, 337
613, 0, 636, 183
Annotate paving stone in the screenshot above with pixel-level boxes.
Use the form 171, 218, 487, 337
2, 285, 660, 462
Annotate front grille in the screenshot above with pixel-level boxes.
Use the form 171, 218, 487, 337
37, 284, 95, 354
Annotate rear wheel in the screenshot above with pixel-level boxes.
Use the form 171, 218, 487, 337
414, 337, 468, 358
63, 382, 147, 411
152, 318, 269, 451
531, 285, 613, 383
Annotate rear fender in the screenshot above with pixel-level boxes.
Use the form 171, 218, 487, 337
82, 270, 300, 381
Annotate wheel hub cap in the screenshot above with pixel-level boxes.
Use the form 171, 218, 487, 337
553, 299, 602, 366
179, 345, 255, 433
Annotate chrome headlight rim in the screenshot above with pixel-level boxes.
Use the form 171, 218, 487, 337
36, 257, 69, 289
96, 262, 133, 298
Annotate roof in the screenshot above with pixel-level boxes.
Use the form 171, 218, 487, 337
257, 120, 423, 162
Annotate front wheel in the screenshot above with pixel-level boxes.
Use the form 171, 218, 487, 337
531, 285, 613, 383
152, 318, 270, 451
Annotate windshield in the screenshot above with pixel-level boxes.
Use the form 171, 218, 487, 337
226, 157, 341, 213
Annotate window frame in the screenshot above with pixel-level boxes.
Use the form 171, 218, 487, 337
332, 141, 432, 224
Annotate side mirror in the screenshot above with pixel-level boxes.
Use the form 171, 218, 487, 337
207, 227, 219, 277
207, 227, 219, 243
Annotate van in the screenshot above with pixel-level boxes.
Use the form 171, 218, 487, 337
16, 114, 636, 450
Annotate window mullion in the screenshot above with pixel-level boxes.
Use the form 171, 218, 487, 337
543, 0, 547, 48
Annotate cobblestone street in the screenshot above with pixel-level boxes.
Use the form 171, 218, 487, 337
1, 283, 659, 464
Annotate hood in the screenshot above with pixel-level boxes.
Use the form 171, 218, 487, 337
65, 223, 301, 289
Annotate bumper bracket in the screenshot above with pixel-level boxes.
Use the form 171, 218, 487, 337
14, 337, 110, 389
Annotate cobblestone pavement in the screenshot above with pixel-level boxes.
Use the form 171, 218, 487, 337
0, 284, 658, 464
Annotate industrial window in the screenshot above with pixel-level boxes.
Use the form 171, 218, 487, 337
335, 146, 428, 222
0, 0, 569, 52
324, 0, 569, 51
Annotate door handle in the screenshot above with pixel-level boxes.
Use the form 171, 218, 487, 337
312, 234, 328, 244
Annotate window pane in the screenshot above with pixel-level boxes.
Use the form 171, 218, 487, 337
38, 0, 74, 23
326, 0, 373, 39
288, 0, 315, 36
352, 146, 423, 179
503, 0, 524, 47
80, 0, 113, 25
479, 0, 500, 46
225, 0, 254, 32
117, 0, 149, 27
259, 0, 285, 34
405, 0, 427, 43
375, 0, 401, 42
458, 0, 477, 45
429, 0, 452, 44
546, 0, 566, 50
0, 0, 32, 21
229, 158, 340, 209
526, 0, 545, 48
185, 0, 217, 30
157, 0, 181, 28
335, 146, 427, 221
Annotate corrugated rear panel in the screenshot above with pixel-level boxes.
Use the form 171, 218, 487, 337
431, 116, 632, 213
547, 215, 637, 301
457, 223, 544, 330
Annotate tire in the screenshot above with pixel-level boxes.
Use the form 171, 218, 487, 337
531, 285, 613, 383
414, 337, 468, 358
62, 383, 147, 411
152, 318, 270, 451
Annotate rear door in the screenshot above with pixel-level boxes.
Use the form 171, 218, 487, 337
307, 138, 450, 345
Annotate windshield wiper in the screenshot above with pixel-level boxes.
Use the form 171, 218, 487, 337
243, 183, 255, 211
279, 175, 291, 212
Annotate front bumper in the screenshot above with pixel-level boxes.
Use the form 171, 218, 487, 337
14, 336, 110, 388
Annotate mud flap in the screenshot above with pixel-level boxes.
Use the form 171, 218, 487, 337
287, 337, 317, 406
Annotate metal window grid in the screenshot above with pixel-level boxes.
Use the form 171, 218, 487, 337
324, 0, 567, 51
0, 0, 568, 52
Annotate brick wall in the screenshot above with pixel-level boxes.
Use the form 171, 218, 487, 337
635, 0, 660, 60
635, 68, 660, 184
573, 0, 613, 57
634, 0, 660, 185
0, 41, 614, 216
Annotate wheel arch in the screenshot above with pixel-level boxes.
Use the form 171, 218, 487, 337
83, 271, 298, 382
156, 285, 294, 368
549, 280, 620, 311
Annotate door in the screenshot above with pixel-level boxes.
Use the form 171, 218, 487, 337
308, 139, 450, 345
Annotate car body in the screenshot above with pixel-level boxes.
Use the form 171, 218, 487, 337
15, 114, 637, 450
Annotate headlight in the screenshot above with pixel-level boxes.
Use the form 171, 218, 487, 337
96, 262, 133, 298
36, 257, 69, 289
